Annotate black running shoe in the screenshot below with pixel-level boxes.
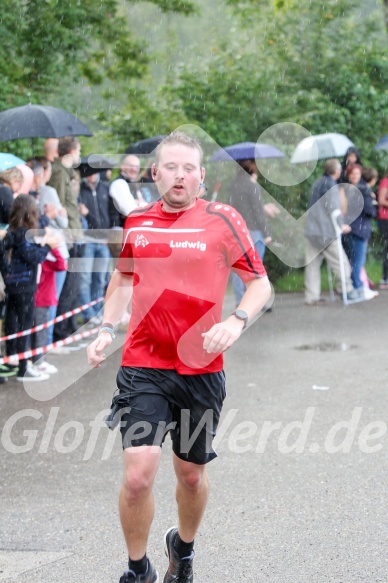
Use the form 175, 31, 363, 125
163, 527, 194, 583
119, 561, 159, 583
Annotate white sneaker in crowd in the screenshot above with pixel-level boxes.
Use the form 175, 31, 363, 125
17, 366, 49, 382
50, 346, 71, 355
363, 287, 379, 301
33, 361, 58, 375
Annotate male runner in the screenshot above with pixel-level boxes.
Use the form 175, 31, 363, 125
87, 131, 272, 583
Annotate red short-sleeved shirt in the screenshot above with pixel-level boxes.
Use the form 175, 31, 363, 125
117, 198, 267, 374
377, 177, 388, 220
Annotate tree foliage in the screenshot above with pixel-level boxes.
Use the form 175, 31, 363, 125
174, 0, 388, 152
164, 0, 388, 280
0, 0, 196, 110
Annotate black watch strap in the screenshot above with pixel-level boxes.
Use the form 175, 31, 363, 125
232, 309, 249, 329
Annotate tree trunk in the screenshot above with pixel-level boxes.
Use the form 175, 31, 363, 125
384, 0, 388, 32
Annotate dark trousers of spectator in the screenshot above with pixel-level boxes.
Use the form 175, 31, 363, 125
32, 306, 49, 363
54, 243, 84, 341
5, 292, 35, 376
379, 220, 388, 281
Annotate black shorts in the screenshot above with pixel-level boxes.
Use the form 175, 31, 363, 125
109, 366, 226, 465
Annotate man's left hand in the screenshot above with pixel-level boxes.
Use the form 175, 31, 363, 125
202, 317, 244, 354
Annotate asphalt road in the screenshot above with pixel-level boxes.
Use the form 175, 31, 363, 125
0, 291, 387, 582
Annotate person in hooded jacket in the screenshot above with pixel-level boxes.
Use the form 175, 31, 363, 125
0, 195, 60, 381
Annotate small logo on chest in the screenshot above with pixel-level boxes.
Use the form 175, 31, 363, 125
134, 234, 149, 247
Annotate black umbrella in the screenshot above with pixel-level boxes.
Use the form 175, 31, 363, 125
77, 155, 116, 178
125, 135, 166, 155
0, 104, 93, 141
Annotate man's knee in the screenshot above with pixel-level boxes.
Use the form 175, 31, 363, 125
122, 471, 154, 501
122, 447, 160, 501
175, 459, 207, 492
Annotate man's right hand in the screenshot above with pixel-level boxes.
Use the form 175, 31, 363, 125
87, 333, 113, 368
342, 224, 352, 234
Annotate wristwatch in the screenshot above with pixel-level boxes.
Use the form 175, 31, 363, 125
232, 309, 249, 329
98, 322, 116, 339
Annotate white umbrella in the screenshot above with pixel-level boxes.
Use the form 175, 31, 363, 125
291, 133, 355, 164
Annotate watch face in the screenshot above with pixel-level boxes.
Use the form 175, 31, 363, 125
234, 309, 248, 321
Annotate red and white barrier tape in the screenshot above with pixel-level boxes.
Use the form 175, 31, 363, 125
0, 327, 99, 365
0, 297, 104, 342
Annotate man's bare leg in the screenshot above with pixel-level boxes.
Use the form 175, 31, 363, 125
173, 454, 209, 543
119, 445, 162, 559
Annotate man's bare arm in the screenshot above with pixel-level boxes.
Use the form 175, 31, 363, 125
103, 269, 134, 326
236, 276, 272, 320
202, 276, 272, 354
87, 269, 133, 367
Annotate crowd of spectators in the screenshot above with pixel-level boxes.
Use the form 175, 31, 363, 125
0, 138, 157, 383
304, 147, 385, 305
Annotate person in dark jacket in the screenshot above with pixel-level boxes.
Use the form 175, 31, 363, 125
342, 164, 378, 300
0, 195, 60, 381
0, 167, 24, 377
228, 159, 272, 305
340, 146, 363, 183
78, 173, 112, 323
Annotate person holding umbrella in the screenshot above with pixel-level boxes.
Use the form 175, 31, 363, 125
304, 159, 361, 305
44, 138, 59, 162
48, 136, 84, 341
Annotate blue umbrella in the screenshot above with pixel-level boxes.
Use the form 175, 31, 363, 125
210, 141, 284, 161
375, 135, 388, 151
0, 152, 25, 171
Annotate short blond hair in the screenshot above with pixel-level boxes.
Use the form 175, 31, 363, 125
0, 166, 23, 187
154, 131, 203, 166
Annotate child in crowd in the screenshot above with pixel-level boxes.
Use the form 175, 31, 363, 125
31, 246, 67, 375
0, 195, 60, 382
